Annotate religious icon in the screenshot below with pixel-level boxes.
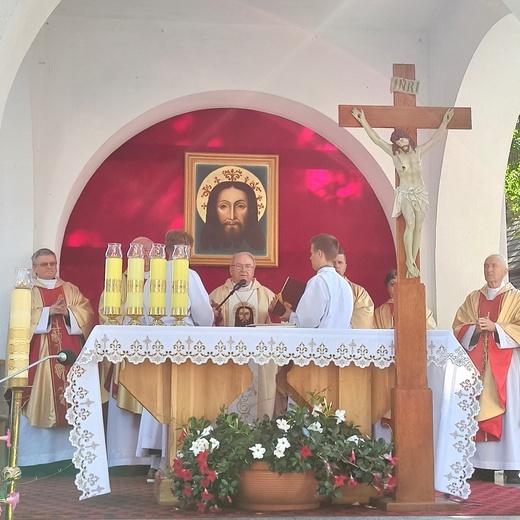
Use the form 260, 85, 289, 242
185, 153, 279, 266
234, 304, 255, 327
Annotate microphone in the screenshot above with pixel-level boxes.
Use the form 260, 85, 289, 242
234, 279, 247, 291
56, 349, 78, 366
0, 350, 78, 385
215, 279, 248, 311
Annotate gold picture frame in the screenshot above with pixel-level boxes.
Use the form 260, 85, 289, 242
185, 152, 279, 267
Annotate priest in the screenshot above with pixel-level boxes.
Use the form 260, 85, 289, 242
17, 248, 94, 467
374, 269, 436, 329
210, 251, 278, 419
453, 253, 520, 484
333, 247, 374, 328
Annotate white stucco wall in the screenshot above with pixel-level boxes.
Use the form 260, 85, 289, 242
0, 61, 35, 350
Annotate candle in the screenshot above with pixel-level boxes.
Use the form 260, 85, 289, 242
171, 257, 189, 316
149, 257, 167, 310
103, 244, 123, 315
126, 256, 144, 310
7, 286, 32, 386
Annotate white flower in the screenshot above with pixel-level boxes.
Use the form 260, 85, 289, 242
312, 403, 323, 417
190, 438, 210, 456
276, 437, 290, 450
201, 425, 214, 437
347, 435, 361, 445
176, 450, 184, 458
210, 437, 220, 451
274, 447, 286, 458
249, 444, 266, 459
308, 421, 323, 433
276, 418, 291, 432
334, 409, 346, 424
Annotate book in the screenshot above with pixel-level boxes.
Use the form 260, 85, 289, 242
271, 277, 306, 316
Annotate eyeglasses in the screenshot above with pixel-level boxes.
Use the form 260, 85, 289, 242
36, 262, 57, 268
231, 263, 254, 270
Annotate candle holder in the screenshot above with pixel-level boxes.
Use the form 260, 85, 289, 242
126, 242, 144, 325
102, 243, 123, 325
149, 243, 167, 325
171, 245, 189, 326
5, 268, 33, 520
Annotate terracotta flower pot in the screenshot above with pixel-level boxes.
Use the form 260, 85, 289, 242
332, 482, 380, 505
236, 462, 324, 511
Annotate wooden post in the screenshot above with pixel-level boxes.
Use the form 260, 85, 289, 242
339, 64, 471, 510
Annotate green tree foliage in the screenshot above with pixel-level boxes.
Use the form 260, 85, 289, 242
505, 117, 520, 226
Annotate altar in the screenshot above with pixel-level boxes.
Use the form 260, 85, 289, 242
65, 326, 480, 501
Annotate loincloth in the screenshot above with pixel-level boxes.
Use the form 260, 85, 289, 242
391, 185, 429, 218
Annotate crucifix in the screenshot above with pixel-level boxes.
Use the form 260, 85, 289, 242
339, 64, 471, 511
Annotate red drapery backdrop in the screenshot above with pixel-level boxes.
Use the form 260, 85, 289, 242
60, 108, 395, 320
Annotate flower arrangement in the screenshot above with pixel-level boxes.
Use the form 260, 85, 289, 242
171, 395, 396, 512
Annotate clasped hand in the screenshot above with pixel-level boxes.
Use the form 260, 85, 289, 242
50, 294, 69, 317
476, 316, 496, 333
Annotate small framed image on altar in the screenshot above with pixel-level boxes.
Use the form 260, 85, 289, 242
185, 152, 279, 267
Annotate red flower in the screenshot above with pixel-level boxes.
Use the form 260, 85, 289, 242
183, 485, 192, 497
197, 451, 210, 473
178, 430, 187, 443
197, 451, 209, 464
196, 502, 206, 513
334, 474, 347, 487
386, 474, 397, 490
348, 450, 356, 463
385, 455, 398, 466
181, 468, 193, 482
172, 457, 183, 476
300, 445, 312, 458
347, 476, 358, 488
201, 489, 214, 501
200, 477, 210, 487
206, 469, 217, 482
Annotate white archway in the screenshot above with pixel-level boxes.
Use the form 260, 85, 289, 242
436, 13, 520, 328
61, 90, 396, 248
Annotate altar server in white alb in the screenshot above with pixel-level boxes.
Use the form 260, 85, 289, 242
276, 234, 354, 328
452, 253, 520, 484
138, 229, 214, 481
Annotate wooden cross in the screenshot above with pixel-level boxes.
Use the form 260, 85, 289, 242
339, 64, 471, 511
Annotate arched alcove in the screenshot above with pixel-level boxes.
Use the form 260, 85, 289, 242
60, 106, 396, 317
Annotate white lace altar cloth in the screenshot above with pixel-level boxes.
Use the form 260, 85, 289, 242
65, 326, 480, 500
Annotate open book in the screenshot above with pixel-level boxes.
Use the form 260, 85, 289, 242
271, 277, 306, 316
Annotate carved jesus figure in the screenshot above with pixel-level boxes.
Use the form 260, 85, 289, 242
352, 107, 454, 278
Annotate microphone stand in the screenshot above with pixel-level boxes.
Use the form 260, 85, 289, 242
1, 352, 76, 520
215, 280, 247, 312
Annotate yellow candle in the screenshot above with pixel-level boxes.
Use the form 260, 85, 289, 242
149, 257, 167, 310
126, 257, 144, 310
7, 287, 31, 386
171, 258, 189, 314
9, 288, 31, 328
103, 257, 122, 310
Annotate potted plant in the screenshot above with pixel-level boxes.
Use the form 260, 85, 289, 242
170, 395, 396, 513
